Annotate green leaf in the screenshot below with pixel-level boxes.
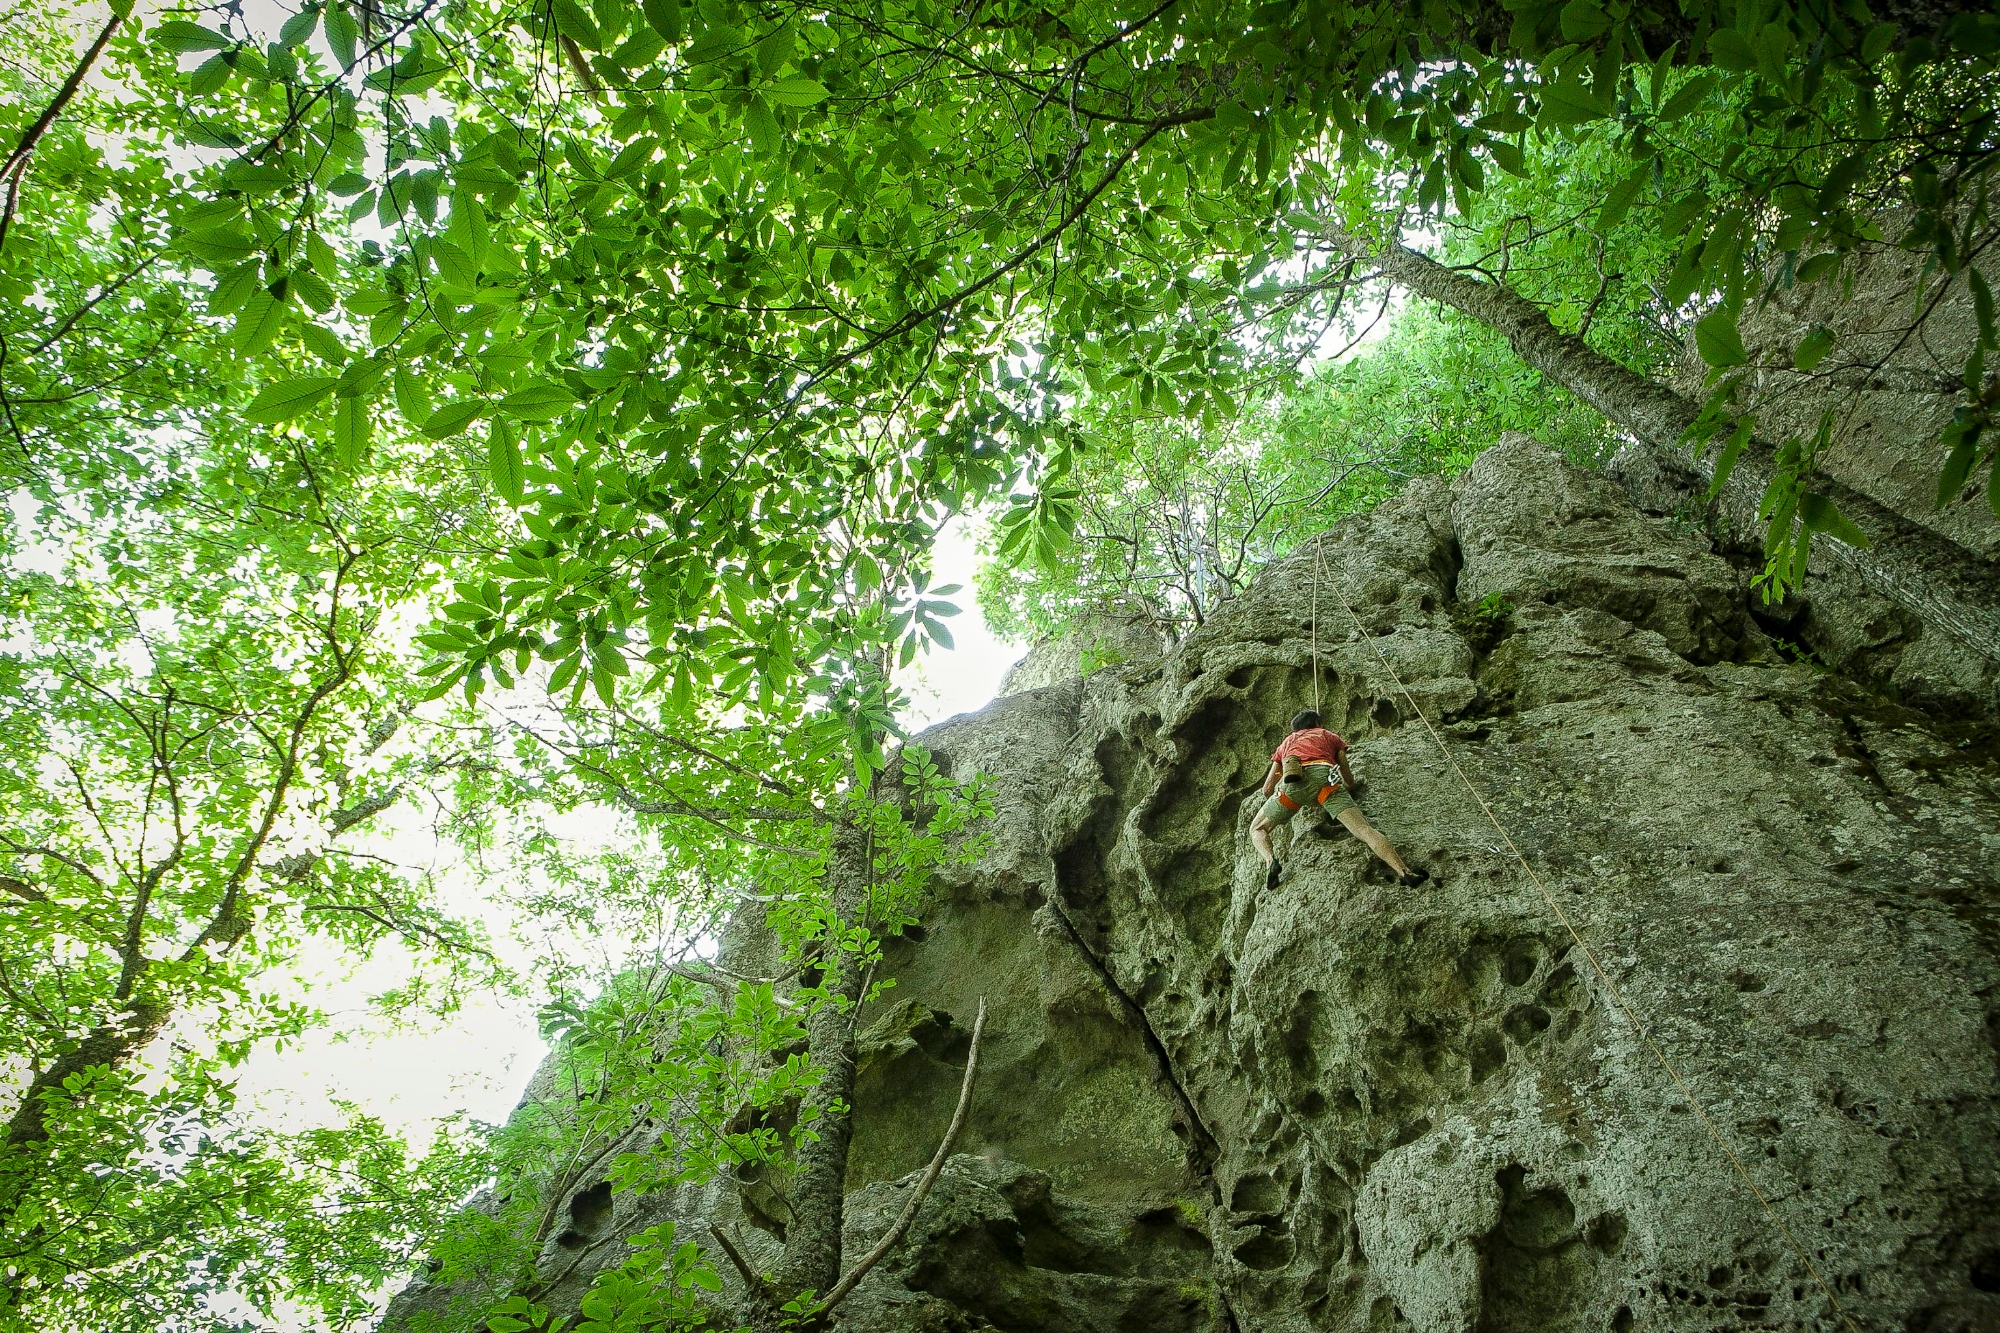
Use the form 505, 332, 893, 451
1970, 269, 1996, 351
1656, 71, 1717, 122
245, 376, 338, 424
1937, 419, 1979, 507
188, 52, 231, 95
447, 193, 491, 270
1695, 308, 1747, 368
1860, 22, 1898, 65
489, 420, 525, 503
1558, 0, 1611, 42
324, 4, 359, 66
394, 367, 432, 423
153, 19, 230, 53
333, 395, 370, 464
233, 291, 287, 354
1596, 163, 1648, 231
277, 6, 319, 48
1709, 29, 1757, 70
767, 77, 828, 107
499, 382, 577, 421
552, 0, 601, 49
300, 323, 349, 364
1709, 416, 1751, 497
363, 49, 452, 94
290, 268, 336, 313
1798, 492, 1869, 548
754, 20, 793, 76
1816, 152, 1869, 214
1537, 76, 1610, 129
209, 261, 264, 315
1793, 325, 1835, 372
610, 25, 666, 67
1658, 189, 1709, 238
641, 0, 681, 40
423, 399, 491, 438
744, 96, 781, 154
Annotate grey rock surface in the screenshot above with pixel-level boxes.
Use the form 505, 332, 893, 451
998, 612, 1166, 697
1710, 238, 1998, 564
386, 438, 2000, 1333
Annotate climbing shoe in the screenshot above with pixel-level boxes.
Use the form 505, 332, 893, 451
1397, 868, 1431, 889
1264, 860, 1283, 891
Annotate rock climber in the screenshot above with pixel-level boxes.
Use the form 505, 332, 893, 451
1251, 708, 1429, 891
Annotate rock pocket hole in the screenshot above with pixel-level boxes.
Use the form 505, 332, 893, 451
1501, 946, 1539, 987
1502, 1005, 1552, 1043
1971, 1248, 2000, 1293
1470, 1030, 1507, 1083
1540, 962, 1582, 1008
1282, 992, 1322, 1081
1229, 1172, 1285, 1215
555, 1180, 613, 1248
1232, 1227, 1293, 1271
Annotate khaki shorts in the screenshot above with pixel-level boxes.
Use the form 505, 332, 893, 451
1257, 764, 1358, 826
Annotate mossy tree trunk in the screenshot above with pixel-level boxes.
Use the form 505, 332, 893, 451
1321, 223, 2000, 663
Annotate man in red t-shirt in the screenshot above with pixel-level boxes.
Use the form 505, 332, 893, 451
1251, 708, 1428, 892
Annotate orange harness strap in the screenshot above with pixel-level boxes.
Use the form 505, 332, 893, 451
1275, 783, 1337, 812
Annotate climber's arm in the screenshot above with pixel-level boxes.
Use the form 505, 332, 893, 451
1337, 755, 1357, 791
1260, 760, 1280, 797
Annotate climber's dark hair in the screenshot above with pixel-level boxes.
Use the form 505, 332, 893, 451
1290, 709, 1321, 733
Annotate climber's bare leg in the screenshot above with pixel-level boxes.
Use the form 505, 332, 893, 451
1249, 814, 1277, 867
1336, 807, 1414, 878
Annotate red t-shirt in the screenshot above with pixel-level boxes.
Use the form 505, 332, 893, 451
1273, 727, 1347, 770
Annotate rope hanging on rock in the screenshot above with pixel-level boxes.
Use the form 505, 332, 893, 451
1301, 531, 1860, 1333
1311, 537, 1323, 714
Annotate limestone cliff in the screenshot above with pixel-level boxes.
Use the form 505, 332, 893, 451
386, 438, 2000, 1333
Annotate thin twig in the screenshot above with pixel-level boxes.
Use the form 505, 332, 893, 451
0, 8, 126, 184
819, 996, 986, 1314
708, 1221, 768, 1298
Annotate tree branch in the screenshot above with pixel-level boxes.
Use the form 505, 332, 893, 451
708, 1221, 770, 1299
0, 8, 126, 186
1319, 218, 2000, 662
819, 996, 986, 1315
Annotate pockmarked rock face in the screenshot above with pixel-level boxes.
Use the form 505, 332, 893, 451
385, 438, 2000, 1333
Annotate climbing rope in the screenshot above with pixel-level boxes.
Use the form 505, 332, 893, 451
1305, 532, 1860, 1333
1311, 537, 1323, 714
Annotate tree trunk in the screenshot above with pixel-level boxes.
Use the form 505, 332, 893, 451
5, 996, 170, 1148
771, 805, 872, 1305
1321, 224, 2000, 664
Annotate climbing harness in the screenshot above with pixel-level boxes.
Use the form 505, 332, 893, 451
1272, 779, 1338, 813
1302, 532, 1861, 1333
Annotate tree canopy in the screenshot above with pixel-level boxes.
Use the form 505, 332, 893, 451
1, 0, 1996, 1325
